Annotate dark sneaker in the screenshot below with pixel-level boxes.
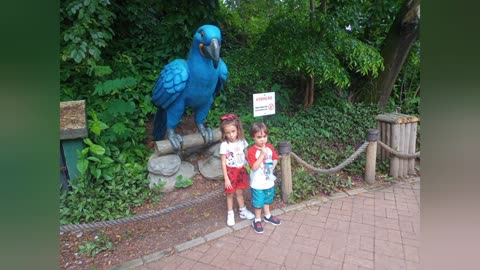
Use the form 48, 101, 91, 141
252, 220, 264, 234
263, 215, 281, 226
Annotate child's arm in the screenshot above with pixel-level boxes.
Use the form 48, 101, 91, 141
220, 154, 233, 190
268, 144, 279, 170
248, 146, 267, 171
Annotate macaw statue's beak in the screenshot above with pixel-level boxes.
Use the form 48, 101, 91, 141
201, 38, 220, 68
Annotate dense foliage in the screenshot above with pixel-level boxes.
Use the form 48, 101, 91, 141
60, 0, 420, 223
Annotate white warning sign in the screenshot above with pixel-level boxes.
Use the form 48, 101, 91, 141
253, 92, 275, 117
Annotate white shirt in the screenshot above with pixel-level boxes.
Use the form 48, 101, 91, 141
219, 139, 248, 168
247, 144, 278, 190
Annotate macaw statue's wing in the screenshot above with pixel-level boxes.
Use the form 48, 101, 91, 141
152, 59, 189, 109
214, 58, 228, 97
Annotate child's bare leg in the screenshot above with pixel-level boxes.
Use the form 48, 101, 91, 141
235, 188, 245, 209
263, 204, 271, 217
254, 208, 262, 220
226, 193, 234, 211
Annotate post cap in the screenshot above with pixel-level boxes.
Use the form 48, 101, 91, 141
366, 129, 379, 141
277, 141, 292, 154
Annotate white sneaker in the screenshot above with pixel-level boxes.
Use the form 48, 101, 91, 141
227, 211, 235, 226
239, 208, 255, 220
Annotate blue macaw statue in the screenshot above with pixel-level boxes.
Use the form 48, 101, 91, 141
152, 24, 228, 152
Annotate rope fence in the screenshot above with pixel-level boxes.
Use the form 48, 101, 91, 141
290, 141, 369, 174
60, 188, 224, 233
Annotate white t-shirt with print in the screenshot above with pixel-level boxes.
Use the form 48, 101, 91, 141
219, 139, 248, 168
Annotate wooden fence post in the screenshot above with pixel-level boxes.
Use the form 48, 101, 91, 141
278, 141, 292, 203
365, 129, 379, 184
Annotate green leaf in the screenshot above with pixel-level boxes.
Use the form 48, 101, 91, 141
89, 144, 105, 155
77, 159, 89, 174
83, 138, 93, 146
87, 156, 101, 162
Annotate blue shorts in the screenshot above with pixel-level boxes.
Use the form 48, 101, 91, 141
251, 187, 275, 209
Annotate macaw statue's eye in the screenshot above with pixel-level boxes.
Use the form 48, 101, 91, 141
200, 31, 205, 38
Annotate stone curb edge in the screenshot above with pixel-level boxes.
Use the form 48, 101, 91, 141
108, 176, 420, 270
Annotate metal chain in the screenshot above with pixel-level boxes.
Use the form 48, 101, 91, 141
290, 141, 369, 174
60, 188, 224, 233
377, 141, 420, 158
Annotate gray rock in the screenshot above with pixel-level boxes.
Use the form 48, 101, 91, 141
198, 154, 223, 181
207, 143, 221, 158
149, 161, 196, 192
148, 154, 181, 176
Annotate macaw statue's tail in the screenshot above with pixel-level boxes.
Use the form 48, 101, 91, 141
153, 107, 167, 141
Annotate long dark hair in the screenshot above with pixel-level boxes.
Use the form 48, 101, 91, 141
219, 113, 245, 142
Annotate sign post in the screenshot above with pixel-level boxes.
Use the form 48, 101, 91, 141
253, 92, 276, 119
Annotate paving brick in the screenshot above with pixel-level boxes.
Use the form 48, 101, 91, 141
303, 213, 328, 227
403, 245, 420, 263
374, 207, 387, 217
330, 207, 352, 217
406, 261, 419, 270
176, 249, 204, 261
375, 239, 404, 259
328, 212, 351, 222
349, 222, 375, 238
374, 253, 407, 270
313, 256, 342, 269
251, 259, 282, 269
296, 253, 315, 269
197, 245, 222, 264
375, 227, 402, 243
362, 214, 375, 226
346, 246, 374, 261
384, 192, 396, 201
375, 216, 400, 230
398, 220, 415, 233
284, 249, 302, 268
291, 235, 319, 255
402, 238, 420, 247
176, 258, 196, 270
360, 236, 374, 252
297, 224, 325, 240
386, 208, 399, 219
344, 254, 374, 269
258, 243, 290, 265
210, 238, 238, 252
228, 248, 257, 267
209, 249, 233, 268
316, 241, 332, 258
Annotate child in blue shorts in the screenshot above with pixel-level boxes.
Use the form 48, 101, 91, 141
247, 122, 281, 234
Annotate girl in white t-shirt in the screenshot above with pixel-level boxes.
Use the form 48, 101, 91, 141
219, 114, 255, 226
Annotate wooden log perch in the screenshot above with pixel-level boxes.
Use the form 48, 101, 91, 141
154, 128, 222, 155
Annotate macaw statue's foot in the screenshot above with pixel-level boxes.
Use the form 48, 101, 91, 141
166, 128, 184, 153
197, 123, 214, 145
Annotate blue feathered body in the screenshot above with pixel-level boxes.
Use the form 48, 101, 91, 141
152, 25, 228, 141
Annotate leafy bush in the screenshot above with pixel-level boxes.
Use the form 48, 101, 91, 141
289, 168, 353, 203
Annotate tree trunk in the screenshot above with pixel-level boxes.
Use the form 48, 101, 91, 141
303, 75, 315, 108
374, 0, 420, 109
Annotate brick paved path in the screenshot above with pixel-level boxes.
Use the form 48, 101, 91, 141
122, 178, 420, 270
